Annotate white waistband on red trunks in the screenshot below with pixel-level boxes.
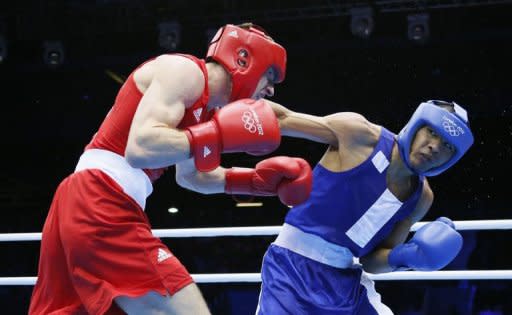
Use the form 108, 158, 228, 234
273, 223, 355, 269
74, 149, 153, 210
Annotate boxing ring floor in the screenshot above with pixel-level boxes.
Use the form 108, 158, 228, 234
1, 219, 511, 313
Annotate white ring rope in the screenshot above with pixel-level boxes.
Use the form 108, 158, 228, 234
1, 270, 511, 286
0, 220, 511, 242
1, 220, 511, 285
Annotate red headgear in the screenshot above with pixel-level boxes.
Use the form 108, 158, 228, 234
206, 24, 287, 101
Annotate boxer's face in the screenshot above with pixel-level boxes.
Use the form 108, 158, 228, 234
409, 126, 455, 172
251, 67, 277, 100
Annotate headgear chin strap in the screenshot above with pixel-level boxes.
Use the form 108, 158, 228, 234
397, 100, 474, 176
206, 24, 287, 101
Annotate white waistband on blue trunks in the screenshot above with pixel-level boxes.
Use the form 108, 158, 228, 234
273, 223, 355, 269
74, 149, 153, 210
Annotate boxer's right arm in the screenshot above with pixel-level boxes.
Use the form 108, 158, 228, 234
184, 99, 281, 172
266, 100, 376, 147
125, 56, 281, 171
125, 55, 203, 169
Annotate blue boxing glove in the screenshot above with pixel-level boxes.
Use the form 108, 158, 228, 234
388, 217, 463, 271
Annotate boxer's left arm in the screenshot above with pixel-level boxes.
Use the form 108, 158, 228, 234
175, 158, 227, 194
388, 216, 463, 271
175, 156, 312, 206
359, 179, 434, 273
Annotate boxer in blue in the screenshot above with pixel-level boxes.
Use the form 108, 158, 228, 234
258, 100, 474, 314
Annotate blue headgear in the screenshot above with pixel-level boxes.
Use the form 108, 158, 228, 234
397, 100, 474, 176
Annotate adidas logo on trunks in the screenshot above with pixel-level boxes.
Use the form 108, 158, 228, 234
157, 248, 173, 263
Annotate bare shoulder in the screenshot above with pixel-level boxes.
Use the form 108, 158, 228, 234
154, 54, 204, 87
324, 112, 380, 145
142, 54, 205, 106
153, 54, 202, 72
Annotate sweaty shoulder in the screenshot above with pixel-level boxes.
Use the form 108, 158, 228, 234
136, 54, 205, 108
325, 112, 380, 147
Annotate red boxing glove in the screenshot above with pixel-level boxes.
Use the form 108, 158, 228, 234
225, 156, 312, 206
185, 99, 281, 172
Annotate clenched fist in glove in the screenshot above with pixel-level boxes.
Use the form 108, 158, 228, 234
388, 217, 463, 271
225, 156, 312, 206
185, 98, 280, 172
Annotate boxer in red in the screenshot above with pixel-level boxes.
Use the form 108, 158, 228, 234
29, 23, 312, 315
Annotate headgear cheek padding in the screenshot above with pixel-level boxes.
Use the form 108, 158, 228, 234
206, 24, 287, 101
397, 100, 474, 176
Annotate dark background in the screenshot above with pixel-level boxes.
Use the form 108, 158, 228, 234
0, 1, 511, 314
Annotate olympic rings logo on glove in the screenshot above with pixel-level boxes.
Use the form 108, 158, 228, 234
242, 111, 258, 134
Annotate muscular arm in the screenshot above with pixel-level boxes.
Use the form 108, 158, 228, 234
360, 180, 434, 273
125, 55, 205, 169
267, 100, 376, 148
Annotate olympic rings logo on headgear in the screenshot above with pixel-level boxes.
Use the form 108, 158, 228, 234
442, 121, 460, 136
242, 111, 258, 133
442, 116, 464, 137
